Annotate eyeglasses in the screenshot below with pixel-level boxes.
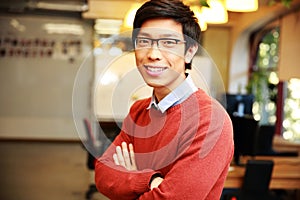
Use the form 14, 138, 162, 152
134, 37, 186, 50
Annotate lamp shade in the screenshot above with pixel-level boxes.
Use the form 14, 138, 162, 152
201, 0, 228, 24
226, 0, 258, 12
190, 6, 207, 31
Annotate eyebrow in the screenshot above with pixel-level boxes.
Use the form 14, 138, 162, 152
137, 32, 182, 39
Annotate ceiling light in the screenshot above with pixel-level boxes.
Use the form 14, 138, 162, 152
201, 0, 228, 24
190, 6, 207, 31
43, 23, 84, 35
27, 1, 88, 12
94, 19, 123, 35
226, 0, 258, 12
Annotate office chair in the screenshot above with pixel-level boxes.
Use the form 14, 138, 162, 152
83, 119, 121, 200
223, 159, 279, 200
230, 115, 259, 165
83, 119, 99, 200
256, 125, 298, 157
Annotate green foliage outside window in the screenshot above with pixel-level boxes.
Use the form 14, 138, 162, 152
247, 27, 280, 125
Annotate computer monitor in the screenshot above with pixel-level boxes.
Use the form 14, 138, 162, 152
224, 94, 255, 116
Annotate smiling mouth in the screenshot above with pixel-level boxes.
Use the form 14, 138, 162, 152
144, 65, 168, 75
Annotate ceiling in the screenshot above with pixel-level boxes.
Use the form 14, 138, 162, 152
83, 0, 138, 19
0, 0, 243, 26
0, 0, 88, 15
82, 0, 240, 27
1, 0, 299, 30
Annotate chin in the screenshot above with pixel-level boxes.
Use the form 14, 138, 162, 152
145, 80, 165, 88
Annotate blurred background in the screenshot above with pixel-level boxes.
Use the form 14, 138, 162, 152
0, 0, 299, 200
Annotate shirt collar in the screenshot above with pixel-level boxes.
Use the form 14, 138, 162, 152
147, 75, 197, 113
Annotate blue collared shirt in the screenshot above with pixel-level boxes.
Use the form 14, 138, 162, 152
147, 75, 198, 113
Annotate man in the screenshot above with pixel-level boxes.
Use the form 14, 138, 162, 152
95, 0, 234, 199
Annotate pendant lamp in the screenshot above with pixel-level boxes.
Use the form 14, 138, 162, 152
226, 0, 258, 12
190, 6, 207, 31
201, 0, 228, 24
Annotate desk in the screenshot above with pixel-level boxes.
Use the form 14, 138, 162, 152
273, 135, 300, 155
224, 156, 300, 189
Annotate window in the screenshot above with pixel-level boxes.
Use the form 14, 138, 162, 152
247, 26, 280, 125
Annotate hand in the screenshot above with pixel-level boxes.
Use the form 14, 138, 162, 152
113, 142, 137, 171
150, 177, 164, 190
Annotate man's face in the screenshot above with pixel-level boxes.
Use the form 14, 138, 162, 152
134, 18, 187, 91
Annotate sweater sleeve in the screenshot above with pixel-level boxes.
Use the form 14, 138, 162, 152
95, 99, 159, 200
94, 131, 159, 200
137, 102, 234, 200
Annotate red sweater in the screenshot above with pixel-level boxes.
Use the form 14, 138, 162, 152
95, 89, 234, 200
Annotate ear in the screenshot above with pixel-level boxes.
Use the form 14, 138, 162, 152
184, 45, 198, 63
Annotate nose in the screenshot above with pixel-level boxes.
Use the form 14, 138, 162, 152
147, 42, 162, 60
150, 39, 160, 48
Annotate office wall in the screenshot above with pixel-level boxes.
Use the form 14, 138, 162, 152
278, 9, 300, 80
0, 15, 93, 140
202, 27, 231, 91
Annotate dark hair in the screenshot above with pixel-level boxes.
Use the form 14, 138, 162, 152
132, 0, 201, 69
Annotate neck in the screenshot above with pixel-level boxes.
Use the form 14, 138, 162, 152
153, 87, 171, 102
153, 74, 186, 102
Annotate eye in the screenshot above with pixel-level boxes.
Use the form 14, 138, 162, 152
161, 39, 177, 47
137, 38, 150, 47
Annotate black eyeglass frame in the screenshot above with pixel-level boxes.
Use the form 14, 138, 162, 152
134, 37, 186, 49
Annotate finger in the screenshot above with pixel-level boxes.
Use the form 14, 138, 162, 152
129, 143, 137, 170
116, 146, 125, 167
121, 142, 131, 168
113, 153, 120, 165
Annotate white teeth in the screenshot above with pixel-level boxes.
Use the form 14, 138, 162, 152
146, 66, 166, 72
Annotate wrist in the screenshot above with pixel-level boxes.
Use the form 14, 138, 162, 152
149, 173, 163, 190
